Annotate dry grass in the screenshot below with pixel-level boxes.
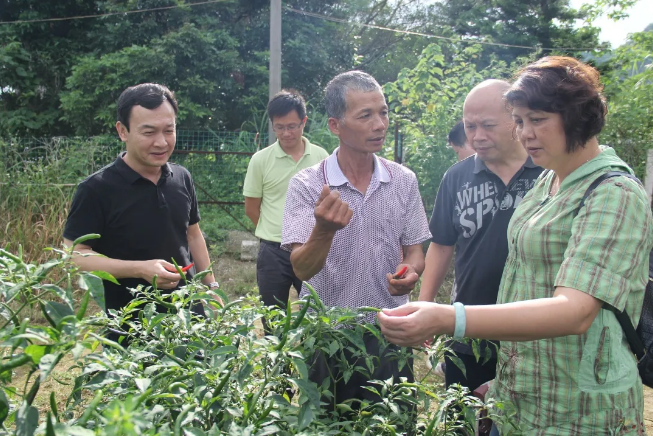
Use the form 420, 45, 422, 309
0, 185, 72, 264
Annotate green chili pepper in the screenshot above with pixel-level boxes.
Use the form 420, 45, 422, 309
76, 289, 90, 321
49, 392, 59, 421
213, 370, 231, 397
306, 283, 325, 311
0, 248, 21, 263
358, 306, 382, 313
0, 354, 31, 375
291, 294, 312, 330
275, 297, 293, 351
39, 301, 57, 328
77, 389, 103, 426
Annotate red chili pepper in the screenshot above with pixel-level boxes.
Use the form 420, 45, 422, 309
393, 266, 408, 279
165, 263, 194, 273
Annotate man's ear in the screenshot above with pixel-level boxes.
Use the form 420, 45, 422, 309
116, 121, 128, 142
327, 118, 340, 135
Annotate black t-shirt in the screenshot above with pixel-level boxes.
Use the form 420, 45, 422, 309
430, 155, 542, 355
63, 154, 200, 313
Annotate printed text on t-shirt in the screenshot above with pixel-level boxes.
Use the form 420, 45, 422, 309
454, 179, 536, 238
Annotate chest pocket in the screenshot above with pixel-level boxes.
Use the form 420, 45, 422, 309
578, 309, 638, 393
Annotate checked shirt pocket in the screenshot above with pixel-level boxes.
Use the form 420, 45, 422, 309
579, 310, 638, 393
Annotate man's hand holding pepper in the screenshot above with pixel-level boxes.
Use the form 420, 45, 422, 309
386, 263, 419, 296
139, 259, 182, 290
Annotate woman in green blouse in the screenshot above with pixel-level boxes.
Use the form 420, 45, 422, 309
378, 56, 653, 435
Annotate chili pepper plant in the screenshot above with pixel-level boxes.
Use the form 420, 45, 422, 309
0, 237, 519, 435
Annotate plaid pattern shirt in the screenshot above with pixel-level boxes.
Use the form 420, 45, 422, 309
491, 148, 653, 435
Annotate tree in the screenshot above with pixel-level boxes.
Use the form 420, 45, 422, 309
384, 42, 511, 210
431, 0, 602, 66
0, 0, 100, 135
598, 30, 653, 179
1, 0, 460, 136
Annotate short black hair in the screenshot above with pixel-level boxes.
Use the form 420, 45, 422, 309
505, 56, 606, 153
447, 120, 467, 147
116, 83, 178, 131
267, 89, 306, 121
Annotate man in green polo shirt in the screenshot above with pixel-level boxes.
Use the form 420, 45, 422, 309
243, 89, 329, 330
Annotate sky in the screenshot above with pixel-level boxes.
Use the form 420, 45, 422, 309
570, 0, 653, 47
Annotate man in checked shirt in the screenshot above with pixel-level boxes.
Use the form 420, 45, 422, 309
281, 71, 432, 416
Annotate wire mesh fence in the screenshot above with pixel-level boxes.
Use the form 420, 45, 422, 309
0, 131, 267, 233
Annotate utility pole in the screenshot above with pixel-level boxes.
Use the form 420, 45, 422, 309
268, 0, 282, 145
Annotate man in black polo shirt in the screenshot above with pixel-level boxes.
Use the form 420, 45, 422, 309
63, 83, 218, 331
418, 80, 543, 395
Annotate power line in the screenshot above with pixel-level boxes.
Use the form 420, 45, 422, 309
285, 6, 607, 52
0, 0, 608, 52
0, 0, 228, 25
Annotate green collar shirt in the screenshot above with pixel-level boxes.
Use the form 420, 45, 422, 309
243, 137, 329, 242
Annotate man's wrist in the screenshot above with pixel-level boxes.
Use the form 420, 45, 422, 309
207, 281, 219, 290
311, 223, 337, 240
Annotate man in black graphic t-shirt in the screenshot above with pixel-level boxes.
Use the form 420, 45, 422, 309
418, 80, 542, 395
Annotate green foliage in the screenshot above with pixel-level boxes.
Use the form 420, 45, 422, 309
597, 30, 653, 178
431, 0, 603, 66
0, 246, 518, 435
0, 0, 443, 137
384, 43, 512, 211
60, 23, 245, 135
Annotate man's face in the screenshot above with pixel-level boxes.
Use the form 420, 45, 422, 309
116, 101, 176, 169
451, 142, 475, 161
463, 88, 516, 163
329, 89, 389, 154
271, 110, 306, 149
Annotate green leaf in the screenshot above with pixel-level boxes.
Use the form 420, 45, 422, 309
483, 346, 493, 365
448, 355, 467, 379
183, 429, 206, 436
257, 425, 281, 436
339, 329, 366, 353
15, 401, 38, 436
79, 273, 105, 311
0, 390, 8, 426
33, 259, 60, 281
291, 358, 308, 380
39, 353, 62, 382
135, 378, 151, 393
90, 270, 119, 285
297, 403, 314, 431
52, 425, 94, 436
472, 340, 481, 362
41, 285, 74, 310
289, 378, 320, 408
43, 302, 74, 326
45, 412, 55, 436
24, 344, 51, 365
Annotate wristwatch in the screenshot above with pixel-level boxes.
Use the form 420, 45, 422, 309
208, 281, 220, 290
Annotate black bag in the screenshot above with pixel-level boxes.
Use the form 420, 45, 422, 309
576, 171, 653, 387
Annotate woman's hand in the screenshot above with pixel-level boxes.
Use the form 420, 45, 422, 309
377, 302, 455, 347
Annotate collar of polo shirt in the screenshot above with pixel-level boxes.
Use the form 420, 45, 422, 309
472, 154, 538, 175
323, 147, 392, 187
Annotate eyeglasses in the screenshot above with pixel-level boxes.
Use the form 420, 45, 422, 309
272, 122, 303, 133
